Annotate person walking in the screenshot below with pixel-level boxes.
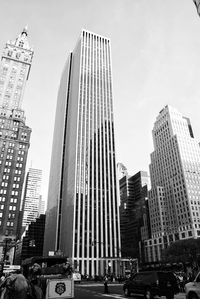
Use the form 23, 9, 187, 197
104, 275, 109, 294
28, 263, 44, 299
0, 270, 28, 299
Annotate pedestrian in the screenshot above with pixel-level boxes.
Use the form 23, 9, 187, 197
187, 272, 194, 282
29, 263, 44, 299
62, 262, 72, 278
118, 275, 121, 283
104, 275, 109, 294
0, 270, 28, 299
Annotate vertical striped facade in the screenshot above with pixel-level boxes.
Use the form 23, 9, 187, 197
44, 30, 121, 276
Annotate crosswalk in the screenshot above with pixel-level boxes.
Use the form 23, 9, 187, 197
97, 294, 186, 299
76, 284, 186, 299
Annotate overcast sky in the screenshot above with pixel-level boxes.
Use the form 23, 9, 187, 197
0, 0, 200, 201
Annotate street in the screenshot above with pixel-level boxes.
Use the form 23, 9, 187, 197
74, 283, 186, 299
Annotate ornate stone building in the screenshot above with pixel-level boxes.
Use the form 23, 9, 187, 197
0, 27, 33, 257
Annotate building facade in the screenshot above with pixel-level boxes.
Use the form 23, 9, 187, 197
38, 195, 45, 215
44, 30, 121, 276
14, 214, 45, 264
117, 162, 128, 180
119, 170, 151, 263
0, 28, 32, 249
21, 168, 42, 229
145, 105, 200, 262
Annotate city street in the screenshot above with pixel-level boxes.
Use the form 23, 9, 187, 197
74, 283, 186, 299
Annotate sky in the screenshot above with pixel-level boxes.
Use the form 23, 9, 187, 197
0, 0, 200, 202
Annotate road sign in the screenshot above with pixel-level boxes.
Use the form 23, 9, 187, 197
3, 265, 21, 273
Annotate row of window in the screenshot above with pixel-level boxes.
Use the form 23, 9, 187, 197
0, 197, 18, 204
1, 154, 24, 161
0, 131, 28, 141
1, 183, 20, 188
2, 168, 22, 175
0, 205, 17, 211
2, 175, 20, 181
0, 161, 24, 169
0, 189, 19, 196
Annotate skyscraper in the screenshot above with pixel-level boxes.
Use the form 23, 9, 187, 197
21, 168, 42, 229
0, 28, 33, 246
14, 214, 46, 264
44, 29, 121, 276
145, 105, 200, 262
119, 170, 150, 262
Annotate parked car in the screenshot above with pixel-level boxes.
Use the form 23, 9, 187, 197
123, 271, 179, 299
185, 272, 200, 299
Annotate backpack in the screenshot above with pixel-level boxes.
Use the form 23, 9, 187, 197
6, 276, 17, 293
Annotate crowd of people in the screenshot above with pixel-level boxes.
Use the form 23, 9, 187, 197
0, 261, 73, 299
0, 263, 44, 299
0, 264, 198, 298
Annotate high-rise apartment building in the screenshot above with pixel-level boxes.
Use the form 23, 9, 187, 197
119, 170, 150, 263
145, 105, 200, 262
44, 30, 121, 276
0, 28, 32, 245
21, 168, 42, 228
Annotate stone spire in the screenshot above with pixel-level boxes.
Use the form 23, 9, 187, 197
13, 26, 31, 50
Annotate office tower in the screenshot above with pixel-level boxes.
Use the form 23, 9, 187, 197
44, 30, 121, 276
21, 168, 42, 228
145, 105, 200, 262
119, 171, 150, 263
0, 28, 33, 245
14, 214, 45, 264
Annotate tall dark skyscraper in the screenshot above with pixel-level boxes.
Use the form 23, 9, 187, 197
0, 27, 33, 255
44, 29, 121, 276
119, 170, 150, 263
